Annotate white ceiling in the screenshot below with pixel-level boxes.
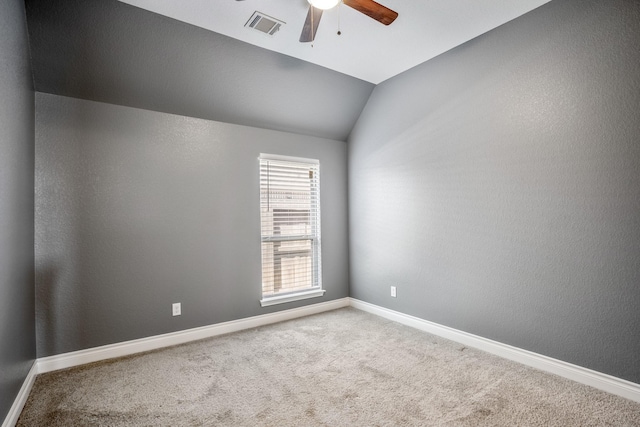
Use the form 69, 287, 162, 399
119, 0, 551, 84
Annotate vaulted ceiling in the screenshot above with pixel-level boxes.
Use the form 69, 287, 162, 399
119, 0, 551, 84
25, 0, 551, 141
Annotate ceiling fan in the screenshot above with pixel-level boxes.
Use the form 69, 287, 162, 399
300, 0, 398, 43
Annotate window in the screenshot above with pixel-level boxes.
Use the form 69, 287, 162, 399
259, 154, 324, 306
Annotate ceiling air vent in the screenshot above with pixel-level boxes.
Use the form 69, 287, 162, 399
245, 11, 285, 36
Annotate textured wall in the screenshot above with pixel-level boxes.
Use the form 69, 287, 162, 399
35, 93, 349, 357
24, 0, 374, 142
348, 0, 640, 383
0, 0, 36, 420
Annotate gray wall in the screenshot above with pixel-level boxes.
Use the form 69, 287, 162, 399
35, 93, 349, 357
25, 0, 374, 142
0, 0, 36, 420
349, 0, 640, 383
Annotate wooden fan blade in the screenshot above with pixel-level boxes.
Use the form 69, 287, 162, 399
299, 6, 323, 42
343, 0, 398, 25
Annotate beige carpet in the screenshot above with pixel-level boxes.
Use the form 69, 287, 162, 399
17, 308, 640, 426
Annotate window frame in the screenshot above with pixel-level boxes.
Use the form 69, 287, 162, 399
258, 153, 325, 307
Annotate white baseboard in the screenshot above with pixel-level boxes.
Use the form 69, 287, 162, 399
349, 298, 640, 403
37, 297, 349, 374
2, 361, 37, 427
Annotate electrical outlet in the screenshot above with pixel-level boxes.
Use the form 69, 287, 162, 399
172, 302, 181, 316
390, 286, 397, 298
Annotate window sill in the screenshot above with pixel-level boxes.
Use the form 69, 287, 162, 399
260, 289, 326, 307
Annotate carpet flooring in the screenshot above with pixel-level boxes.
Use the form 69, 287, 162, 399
17, 308, 640, 426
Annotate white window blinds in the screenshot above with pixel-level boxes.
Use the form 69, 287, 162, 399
259, 156, 321, 300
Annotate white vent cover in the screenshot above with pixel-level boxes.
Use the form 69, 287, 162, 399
245, 11, 285, 36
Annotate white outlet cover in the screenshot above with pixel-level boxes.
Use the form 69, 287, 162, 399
391, 286, 397, 297
172, 303, 181, 316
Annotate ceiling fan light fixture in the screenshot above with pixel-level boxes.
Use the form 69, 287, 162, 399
307, 0, 340, 10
